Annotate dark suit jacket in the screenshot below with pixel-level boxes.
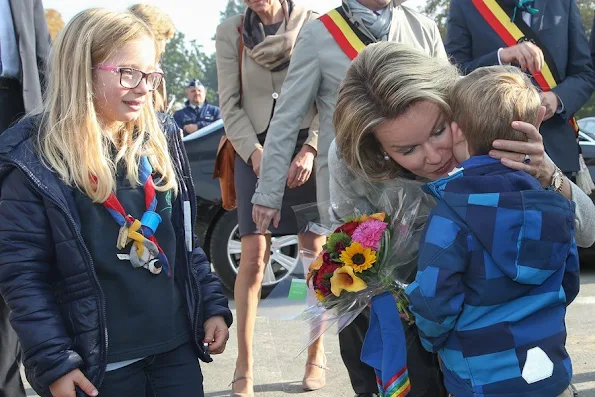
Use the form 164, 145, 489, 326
8, 0, 50, 112
591, 13, 594, 68
446, 0, 595, 173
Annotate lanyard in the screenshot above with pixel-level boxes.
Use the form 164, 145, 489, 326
100, 156, 171, 277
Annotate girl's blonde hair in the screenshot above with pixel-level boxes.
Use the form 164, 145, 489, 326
38, 8, 177, 203
334, 42, 460, 182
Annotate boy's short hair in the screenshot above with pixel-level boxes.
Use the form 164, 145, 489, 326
450, 66, 541, 156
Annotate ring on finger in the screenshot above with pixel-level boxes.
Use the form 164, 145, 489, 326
523, 154, 531, 164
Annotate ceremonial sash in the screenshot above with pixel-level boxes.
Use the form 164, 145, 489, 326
319, 7, 374, 60
472, 0, 579, 135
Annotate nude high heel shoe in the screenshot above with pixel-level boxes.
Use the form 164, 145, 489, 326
230, 372, 254, 397
302, 354, 328, 391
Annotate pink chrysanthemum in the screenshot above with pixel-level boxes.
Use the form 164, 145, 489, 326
351, 220, 387, 250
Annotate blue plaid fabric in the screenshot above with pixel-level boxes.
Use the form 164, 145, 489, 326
406, 155, 579, 397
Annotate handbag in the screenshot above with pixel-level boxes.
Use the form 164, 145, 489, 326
213, 17, 244, 211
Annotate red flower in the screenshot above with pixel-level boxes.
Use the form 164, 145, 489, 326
335, 241, 346, 254
313, 261, 341, 298
313, 268, 327, 290
322, 252, 331, 264
334, 221, 360, 236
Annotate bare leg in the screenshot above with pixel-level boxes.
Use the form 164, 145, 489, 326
233, 233, 268, 394
299, 232, 327, 388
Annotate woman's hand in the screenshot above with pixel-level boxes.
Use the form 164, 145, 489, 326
252, 204, 281, 234
250, 148, 263, 177
489, 106, 555, 187
49, 369, 98, 397
287, 145, 316, 189
203, 316, 230, 355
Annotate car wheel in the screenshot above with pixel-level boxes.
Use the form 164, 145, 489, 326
209, 209, 300, 296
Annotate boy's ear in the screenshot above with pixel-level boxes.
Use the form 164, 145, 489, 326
535, 105, 546, 129
451, 121, 466, 144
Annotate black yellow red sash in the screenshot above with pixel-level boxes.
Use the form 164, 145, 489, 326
319, 7, 374, 60
472, 0, 579, 134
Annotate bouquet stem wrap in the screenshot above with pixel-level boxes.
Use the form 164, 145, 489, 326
361, 292, 411, 397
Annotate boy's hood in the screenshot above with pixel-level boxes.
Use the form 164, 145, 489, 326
423, 156, 575, 286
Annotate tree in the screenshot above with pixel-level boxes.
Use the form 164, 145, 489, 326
578, 1, 594, 37
200, 0, 246, 105
161, 32, 212, 108
420, 0, 449, 38
219, 0, 245, 21
45, 9, 65, 40
571, 0, 594, 118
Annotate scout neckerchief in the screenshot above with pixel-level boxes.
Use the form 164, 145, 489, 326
100, 156, 171, 277
319, 6, 375, 60
472, 0, 580, 135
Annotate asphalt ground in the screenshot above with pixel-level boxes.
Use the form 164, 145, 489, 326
22, 269, 595, 397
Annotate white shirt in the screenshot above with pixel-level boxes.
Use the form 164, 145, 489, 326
0, 0, 21, 79
522, 11, 532, 27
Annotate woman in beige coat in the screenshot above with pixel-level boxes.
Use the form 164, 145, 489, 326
215, 1, 325, 395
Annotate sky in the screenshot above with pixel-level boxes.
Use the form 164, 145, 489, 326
42, 0, 425, 54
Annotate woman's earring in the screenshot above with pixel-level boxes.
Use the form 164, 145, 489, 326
383, 152, 390, 161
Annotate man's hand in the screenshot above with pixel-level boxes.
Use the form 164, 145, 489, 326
250, 148, 263, 177
49, 369, 98, 397
539, 92, 560, 120
500, 42, 544, 73
287, 145, 316, 188
183, 124, 199, 134
203, 316, 230, 355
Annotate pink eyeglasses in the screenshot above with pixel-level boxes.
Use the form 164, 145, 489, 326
94, 64, 164, 91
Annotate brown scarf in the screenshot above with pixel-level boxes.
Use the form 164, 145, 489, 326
242, 0, 312, 72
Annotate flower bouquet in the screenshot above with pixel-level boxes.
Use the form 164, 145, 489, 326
307, 212, 414, 324
295, 188, 425, 397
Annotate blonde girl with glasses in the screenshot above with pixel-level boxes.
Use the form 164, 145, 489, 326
0, 8, 231, 397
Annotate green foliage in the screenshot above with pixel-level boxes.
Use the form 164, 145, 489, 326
161, 0, 245, 108
161, 32, 211, 107
576, 1, 594, 118
220, 0, 245, 21
417, 0, 594, 118
326, 232, 352, 254
201, 0, 246, 104
420, 0, 450, 38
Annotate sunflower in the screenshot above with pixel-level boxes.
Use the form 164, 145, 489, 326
339, 242, 376, 273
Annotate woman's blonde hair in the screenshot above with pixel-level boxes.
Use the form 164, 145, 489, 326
334, 42, 460, 182
38, 8, 177, 203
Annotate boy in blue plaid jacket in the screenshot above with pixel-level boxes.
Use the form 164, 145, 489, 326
406, 66, 580, 397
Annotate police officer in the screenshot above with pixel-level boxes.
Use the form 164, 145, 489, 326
173, 79, 221, 134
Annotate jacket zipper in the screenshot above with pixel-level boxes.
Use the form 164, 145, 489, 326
173, 132, 206, 358
176, 187, 204, 358
4, 160, 109, 388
